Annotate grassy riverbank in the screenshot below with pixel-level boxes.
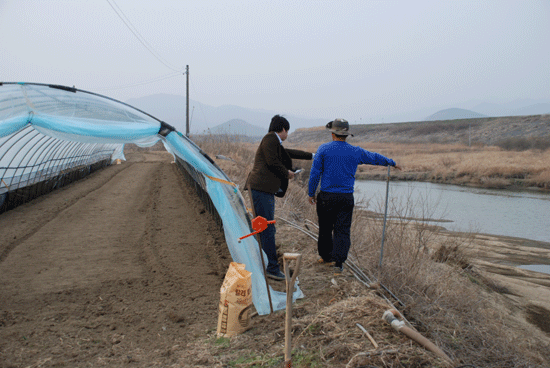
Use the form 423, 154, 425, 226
284, 141, 550, 191
287, 114, 550, 191
190, 134, 550, 367
359, 142, 550, 190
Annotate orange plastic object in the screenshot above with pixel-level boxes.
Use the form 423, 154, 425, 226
239, 216, 276, 241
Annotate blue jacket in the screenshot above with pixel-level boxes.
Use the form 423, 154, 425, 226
308, 141, 395, 196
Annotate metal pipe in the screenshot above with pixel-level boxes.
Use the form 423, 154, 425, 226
276, 216, 408, 309
276, 216, 317, 240
305, 219, 319, 229
379, 165, 391, 268
383, 310, 453, 366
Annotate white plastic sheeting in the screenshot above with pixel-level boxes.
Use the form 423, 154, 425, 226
0, 82, 301, 315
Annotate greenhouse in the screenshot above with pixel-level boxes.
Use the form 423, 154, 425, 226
0, 82, 301, 315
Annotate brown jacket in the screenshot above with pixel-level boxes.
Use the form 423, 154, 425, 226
246, 131, 312, 197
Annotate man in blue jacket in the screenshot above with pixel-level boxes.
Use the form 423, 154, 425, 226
308, 119, 401, 275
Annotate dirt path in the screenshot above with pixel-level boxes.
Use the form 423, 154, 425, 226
0, 152, 231, 367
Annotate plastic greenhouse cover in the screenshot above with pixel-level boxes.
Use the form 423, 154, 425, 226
0, 82, 302, 315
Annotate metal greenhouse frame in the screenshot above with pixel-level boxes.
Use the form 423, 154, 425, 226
0, 82, 302, 315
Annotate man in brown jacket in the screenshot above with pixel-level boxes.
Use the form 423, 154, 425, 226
246, 115, 313, 280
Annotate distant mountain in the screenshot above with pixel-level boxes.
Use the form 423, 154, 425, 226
513, 103, 550, 116
425, 108, 486, 121
202, 119, 265, 137
125, 93, 326, 134
469, 102, 509, 117
468, 99, 550, 117
291, 115, 550, 146
124, 93, 550, 132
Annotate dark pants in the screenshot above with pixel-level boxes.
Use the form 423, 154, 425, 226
316, 191, 354, 267
251, 189, 279, 274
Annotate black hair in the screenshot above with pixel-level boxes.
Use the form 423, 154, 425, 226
333, 133, 348, 140
268, 115, 290, 133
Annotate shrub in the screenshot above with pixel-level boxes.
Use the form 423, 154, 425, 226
495, 135, 550, 151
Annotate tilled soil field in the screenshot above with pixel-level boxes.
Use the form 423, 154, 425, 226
0, 152, 231, 367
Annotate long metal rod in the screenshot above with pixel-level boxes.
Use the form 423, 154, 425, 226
345, 259, 374, 284
378, 165, 391, 268
347, 258, 406, 308
278, 215, 406, 309
276, 206, 412, 327
305, 219, 319, 229
276, 216, 318, 239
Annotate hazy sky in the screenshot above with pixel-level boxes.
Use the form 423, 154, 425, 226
2, 0, 549, 123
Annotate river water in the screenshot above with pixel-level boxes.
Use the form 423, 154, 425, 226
355, 180, 550, 244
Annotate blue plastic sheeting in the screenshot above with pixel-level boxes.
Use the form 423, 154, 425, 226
1, 84, 161, 144
0, 116, 25, 137
0, 82, 302, 315
32, 115, 160, 142
0, 83, 159, 194
165, 132, 304, 314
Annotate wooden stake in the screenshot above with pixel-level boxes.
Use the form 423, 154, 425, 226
283, 253, 302, 367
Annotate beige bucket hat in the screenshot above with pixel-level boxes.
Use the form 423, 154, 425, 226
326, 118, 354, 136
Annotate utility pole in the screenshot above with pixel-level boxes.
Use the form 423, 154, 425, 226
186, 65, 190, 137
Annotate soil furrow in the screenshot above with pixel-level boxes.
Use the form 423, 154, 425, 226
0, 152, 231, 367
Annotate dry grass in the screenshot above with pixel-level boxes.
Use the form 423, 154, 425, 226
346, 196, 547, 367
285, 140, 550, 190
193, 134, 549, 368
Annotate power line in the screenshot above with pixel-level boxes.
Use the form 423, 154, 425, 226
95, 71, 182, 92
106, 0, 182, 72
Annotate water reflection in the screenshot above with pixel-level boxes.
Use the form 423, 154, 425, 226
355, 180, 550, 243
518, 264, 550, 275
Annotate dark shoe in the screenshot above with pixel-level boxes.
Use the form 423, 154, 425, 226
266, 270, 286, 281
333, 265, 344, 275
317, 258, 334, 266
